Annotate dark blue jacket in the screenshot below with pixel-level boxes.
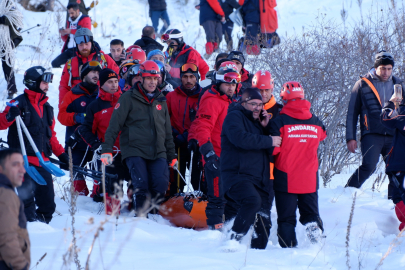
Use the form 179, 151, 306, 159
148, 0, 167, 11
242, 0, 260, 24
221, 103, 274, 192
199, 0, 222, 25
381, 101, 405, 172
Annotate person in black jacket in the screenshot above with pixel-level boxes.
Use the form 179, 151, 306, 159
380, 95, 405, 231
148, 0, 170, 36
345, 51, 405, 200
221, 88, 281, 249
134, 26, 164, 56
220, 0, 239, 51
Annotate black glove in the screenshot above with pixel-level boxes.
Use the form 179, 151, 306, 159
174, 132, 188, 146
200, 142, 220, 176
0, 16, 6, 25
58, 153, 69, 170
91, 140, 102, 152
187, 139, 199, 152
6, 106, 20, 122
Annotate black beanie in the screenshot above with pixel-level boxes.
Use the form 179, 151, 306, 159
99, 68, 118, 87
374, 51, 394, 69
241, 88, 262, 102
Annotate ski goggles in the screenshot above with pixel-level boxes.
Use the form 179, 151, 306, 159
128, 65, 141, 76
41, 72, 54, 83
181, 63, 198, 73
217, 72, 241, 83
87, 61, 102, 68
74, 35, 92, 44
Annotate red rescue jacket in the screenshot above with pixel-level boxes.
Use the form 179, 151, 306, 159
0, 89, 65, 166
168, 44, 209, 81
59, 48, 119, 107
239, 0, 278, 33
270, 99, 327, 193
166, 85, 201, 134
61, 14, 92, 52
189, 85, 232, 157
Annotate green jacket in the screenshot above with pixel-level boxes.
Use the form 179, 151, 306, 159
102, 83, 176, 162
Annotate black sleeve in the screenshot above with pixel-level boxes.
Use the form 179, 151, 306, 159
346, 79, 362, 142
78, 103, 99, 148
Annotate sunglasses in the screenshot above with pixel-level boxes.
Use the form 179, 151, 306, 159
41, 72, 54, 83
181, 63, 198, 72
74, 35, 92, 44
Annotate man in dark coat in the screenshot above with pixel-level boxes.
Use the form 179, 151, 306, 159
345, 51, 405, 200
134, 26, 164, 56
221, 88, 281, 249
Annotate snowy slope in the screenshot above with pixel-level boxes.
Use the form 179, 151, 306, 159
0, 0, 404, 269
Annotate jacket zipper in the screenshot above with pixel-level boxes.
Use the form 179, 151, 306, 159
182, 97, 188, 129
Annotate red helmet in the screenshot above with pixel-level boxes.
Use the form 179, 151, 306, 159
219, 61, 238, 71
126, 48, 147, 63
252, 70, 274, 90
139, 60, 161, 78
280, 81, 304, 101
125, 45, 142, 52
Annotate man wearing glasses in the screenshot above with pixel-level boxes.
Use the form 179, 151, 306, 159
221, 88, 281, 249
346, 50, 405, 200
188, 65, 241, 230
58, 28, 119, 107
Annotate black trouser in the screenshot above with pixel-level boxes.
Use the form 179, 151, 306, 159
125, 157, 169, 215
202, 20, 223, 44
51, 48, 76, 68
346, 134, 396, 199
222, 20, 234, 50
1, 56, 16, 95
204, 167, 225, 226
226, 181, 272, 249
17, 166, 56, 223
275, 191, 323, 248
170, 145, 202, 195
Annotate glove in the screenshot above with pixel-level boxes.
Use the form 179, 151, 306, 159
100, 153, 113, 165
169, 158, 178, 168
187, 139, 199, 152
74, 113, 86, 124
174, 132, 188, 146
58, 153, 69, 170
200, 142, 220, 176
91, 140, 102, 152
6, 106, 20, 122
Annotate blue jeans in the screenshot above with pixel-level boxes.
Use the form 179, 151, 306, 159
150, 10, 170, 35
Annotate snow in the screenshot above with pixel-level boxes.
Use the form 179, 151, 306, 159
1, 0, 404, 269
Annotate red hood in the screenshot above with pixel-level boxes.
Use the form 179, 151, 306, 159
241, 68, 250, 82
280, 99, 312, 120
98, 87, 122, 105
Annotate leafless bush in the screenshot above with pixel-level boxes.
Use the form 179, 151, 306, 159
247, 1, 405, 185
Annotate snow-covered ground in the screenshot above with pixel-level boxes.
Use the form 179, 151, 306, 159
0, 0, 404, 269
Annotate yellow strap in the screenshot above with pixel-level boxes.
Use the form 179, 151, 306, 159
361, 77, 382, 106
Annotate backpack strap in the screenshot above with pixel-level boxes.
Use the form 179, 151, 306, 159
361, 77, 382, 106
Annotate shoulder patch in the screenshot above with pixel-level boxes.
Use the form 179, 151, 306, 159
156, 104, 162, 111
115, 103, 120, 110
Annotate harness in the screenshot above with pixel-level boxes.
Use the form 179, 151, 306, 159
67, 48, 108, 86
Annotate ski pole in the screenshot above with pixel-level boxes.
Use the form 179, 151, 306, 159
20, 24, 41, 33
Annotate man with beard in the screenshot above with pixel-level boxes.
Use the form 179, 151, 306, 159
0, 66, 68, 223
52, 2, 91, 68
58, 61, 101, 195
188, 65, 241, 230
166, 63, 202, 194
101, 61, 176, 216
58, 28, 119, 107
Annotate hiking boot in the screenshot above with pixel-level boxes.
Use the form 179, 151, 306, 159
305, 222, 322, 244
73, 179, 89, 196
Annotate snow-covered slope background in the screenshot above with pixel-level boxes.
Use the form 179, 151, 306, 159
0, 0, 404, 269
